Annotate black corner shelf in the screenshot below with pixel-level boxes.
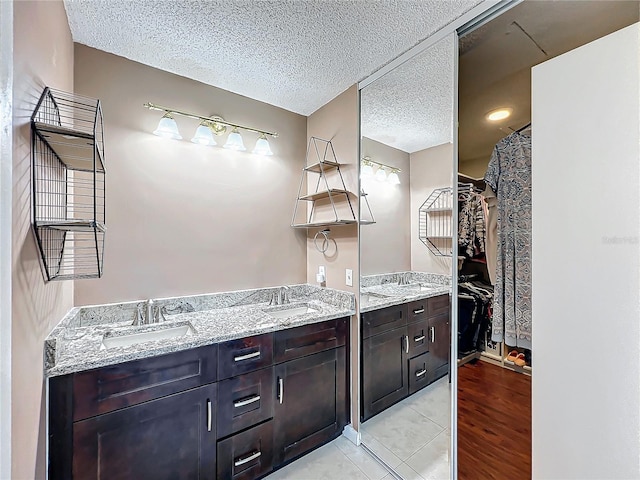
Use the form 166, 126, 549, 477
31, 87, 106, 281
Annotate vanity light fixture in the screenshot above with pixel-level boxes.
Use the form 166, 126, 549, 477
361, 156, 401, 185
486, 107, 513, 122
144, 102, 277, 154
153, 113, 182, 140
191, 121, 217, 146
223, 127, 246, 151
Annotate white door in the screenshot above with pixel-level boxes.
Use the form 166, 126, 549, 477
531, 23, 640, 479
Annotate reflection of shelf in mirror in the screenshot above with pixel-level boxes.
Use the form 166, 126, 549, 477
426, 235, 451, 239
298, 189, 352, 201
292, 220, 358, 228
425, 208, 452, 213
304, 161, 341, 173
360, 220, 376, 225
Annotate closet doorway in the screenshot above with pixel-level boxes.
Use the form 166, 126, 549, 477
455, 1, 639, 478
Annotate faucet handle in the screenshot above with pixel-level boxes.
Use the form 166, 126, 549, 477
132, 304, 144, 326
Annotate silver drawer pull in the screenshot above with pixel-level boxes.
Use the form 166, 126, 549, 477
404, 335, 409, 354
234, 451, 262, 467
207, 399, 212, 432
413, 308, 425, 314
416, 368, 427, 378
234, 395, 261, 408
414, 335, 425, 342
278, 377, 284, 404
430, 326, 435, 343
234, 350, 260, 362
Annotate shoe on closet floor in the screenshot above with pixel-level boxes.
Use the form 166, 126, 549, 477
506, 350, 519, 363
514, 353, 526, 367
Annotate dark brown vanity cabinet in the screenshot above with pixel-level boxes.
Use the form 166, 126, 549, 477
273, 318, 349, 466
361, 295, 450, 421
49, 317, 349, 480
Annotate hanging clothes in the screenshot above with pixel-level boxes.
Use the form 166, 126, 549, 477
483, 184, 498, 285
458, 190, 487, 259
484, 131, 532, 349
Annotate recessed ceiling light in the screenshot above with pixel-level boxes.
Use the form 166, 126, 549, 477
486, 108, 513, 122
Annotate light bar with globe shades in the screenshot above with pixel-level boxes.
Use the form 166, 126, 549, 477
361, 156, 401, 185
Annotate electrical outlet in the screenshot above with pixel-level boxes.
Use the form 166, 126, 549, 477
319, 266, 325, 276
345, 268, 353, 287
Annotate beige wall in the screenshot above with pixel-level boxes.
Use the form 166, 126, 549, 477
73, 45, 308, 305
11, 2, 74, 479
360, 137, 411, 275
306, 85, 360, 427
410, 142, 453, 275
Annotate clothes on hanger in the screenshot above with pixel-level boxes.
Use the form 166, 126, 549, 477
458, 186, 487, 259
458, 280, 493, 355
484, 130, 532, 349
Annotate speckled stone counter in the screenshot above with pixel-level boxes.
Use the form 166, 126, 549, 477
45, 284, 355, 378
360, 271, 451, 312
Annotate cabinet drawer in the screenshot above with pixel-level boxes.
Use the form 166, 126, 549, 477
217, 367, 274, 439
407, 319, 429, 358
362, 304, 407, 338
274, 318, 347, 363
408, 352, 430, 395
72, 345, 218, 421
218, 333, 273, 380
407, 299, 428, 324
217, 420, 274, 480
428, 294, 450, 317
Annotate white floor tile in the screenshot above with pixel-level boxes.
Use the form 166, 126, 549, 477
403, 378, 451, 429
360, 429, 403, 469
404, 429, 450, 480
361, 401, 445, 461
393, 462, 426, 480
334, 435, 391, 480
265, 440, 370, 480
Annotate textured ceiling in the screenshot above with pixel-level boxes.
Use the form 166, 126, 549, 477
361, 34, 455, 154
63, 0, 481, 116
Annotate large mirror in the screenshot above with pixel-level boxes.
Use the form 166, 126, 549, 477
358, 33, 456, 479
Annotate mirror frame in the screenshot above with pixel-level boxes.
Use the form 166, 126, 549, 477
356, 1, 522, 478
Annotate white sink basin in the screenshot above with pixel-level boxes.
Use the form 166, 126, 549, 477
399, 283, 441, 292
361, 292, 391, 304
264, 305, 319, 318
101, 324, 194, 350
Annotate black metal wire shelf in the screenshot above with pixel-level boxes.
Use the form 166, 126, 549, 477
31, 87, 106, 281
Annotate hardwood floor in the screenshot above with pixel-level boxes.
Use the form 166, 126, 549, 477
458, 361, 531, 480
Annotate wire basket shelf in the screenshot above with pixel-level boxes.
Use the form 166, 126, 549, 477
31, 87, 106, 281
419, 187, 453, 257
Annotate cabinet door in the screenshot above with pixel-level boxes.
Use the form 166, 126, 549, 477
273, 347, 347, 466
362, 304, 407, 338
428, 312, 450, 383
72, 384, 217, 480
361, 326, 409, 421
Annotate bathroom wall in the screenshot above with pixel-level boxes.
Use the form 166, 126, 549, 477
73, 45, 308, 305
11, 1, 74, 478
459, 155, 490, 179
360, 137, 411, 276
410, 142, 454, 275
305, 84, 360, 427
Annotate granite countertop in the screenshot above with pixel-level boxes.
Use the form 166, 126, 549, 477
45, 284, 355, 378
359, 271, 452, 313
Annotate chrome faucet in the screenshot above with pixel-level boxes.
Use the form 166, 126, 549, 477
398, 272, 411, 285
132, 299, 163, 325
269, 286, 291, 306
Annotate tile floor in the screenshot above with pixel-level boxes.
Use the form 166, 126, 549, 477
265, 377, 450, 480
360, 377, 451, 480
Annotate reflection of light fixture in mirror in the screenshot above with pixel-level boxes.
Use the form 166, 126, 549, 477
191, 122, 217, 146
387, 169, 401, 185
153, 113, 182, 140
361, 157, 374, 177
375, 166, 387, 182
486, 107, 513, 122
252, 133, 273, 156
224, 128, 246, 151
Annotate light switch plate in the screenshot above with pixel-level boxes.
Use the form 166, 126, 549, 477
319, 266, 325, 276
345, 268, 353, 287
